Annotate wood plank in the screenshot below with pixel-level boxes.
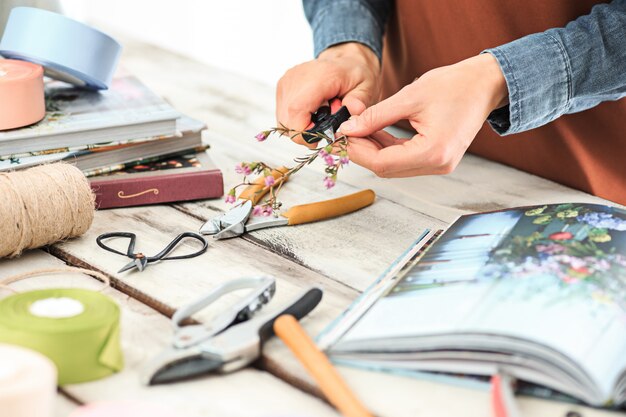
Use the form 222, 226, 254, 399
176, 130, 444, 291
57, 33, 625, 416
0, 251, 339, 417
51, 202, 357, 393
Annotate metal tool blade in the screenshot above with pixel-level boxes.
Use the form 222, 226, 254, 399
199, 218, 222, 235
323, 127, 335, 141
201, 201, 252, 236
117, 257, 148, 274
213, 201, 253, 240
243, 214, 288, 232
118, 257, 147, 273
148, 355, 222, 385
143, 347, 223, 385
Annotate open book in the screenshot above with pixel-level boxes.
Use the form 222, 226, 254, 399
319, 203, 626, 407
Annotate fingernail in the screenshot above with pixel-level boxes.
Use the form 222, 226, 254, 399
340, 120, 355, 132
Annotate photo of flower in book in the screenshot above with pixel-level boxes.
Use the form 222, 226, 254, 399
389, 203, 626, 313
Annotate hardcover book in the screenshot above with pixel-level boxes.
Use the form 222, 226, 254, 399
0, 74, 179, 156
90, 151, 223, 209
320, 203, 626, 408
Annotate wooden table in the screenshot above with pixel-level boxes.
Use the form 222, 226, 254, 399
3, 36, 624, 417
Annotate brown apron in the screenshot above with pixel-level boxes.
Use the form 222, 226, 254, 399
381, 0, 626, 205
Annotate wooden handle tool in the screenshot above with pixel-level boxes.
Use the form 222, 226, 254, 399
282, 189, 375, 225
274, 315, 374, 417
238, 166, 290, 205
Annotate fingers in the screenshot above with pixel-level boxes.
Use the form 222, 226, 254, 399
369, 130, 408, 148
342, 82, 375, 116
340, 89, 413, 138
276, 62, 343, 147
347, 133, 457, 178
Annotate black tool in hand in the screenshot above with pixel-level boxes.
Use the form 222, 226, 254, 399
96, 231, 208, 273
303, 98, 351, 144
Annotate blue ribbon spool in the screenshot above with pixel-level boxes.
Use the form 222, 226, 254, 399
0, 7, 122, 90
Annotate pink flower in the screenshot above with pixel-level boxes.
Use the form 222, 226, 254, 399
255, 131, 269, 142
340, 156, 349, 166
536, 243, 565, 255
225, 188, 236, 204
323, 177, 335, 189
319, 149, 329, 158
561, 275, 579, 284
324, 154, 335, 166
253, 204, 273, 216
264, 175, 275, 187
235, 163, 252, 176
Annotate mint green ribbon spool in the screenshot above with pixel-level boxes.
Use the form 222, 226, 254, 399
0, 271, 123, 385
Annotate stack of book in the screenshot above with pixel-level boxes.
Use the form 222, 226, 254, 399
0, 73, 223, 208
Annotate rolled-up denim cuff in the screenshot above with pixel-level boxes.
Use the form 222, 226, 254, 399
483, 32, 572, 135
309, 0, 384, 59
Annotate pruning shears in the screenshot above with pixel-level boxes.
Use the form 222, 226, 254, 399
199, 169, 375, 239
142, 277, 322, 385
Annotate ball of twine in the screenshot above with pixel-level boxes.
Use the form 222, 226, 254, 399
0, 163, 94, 258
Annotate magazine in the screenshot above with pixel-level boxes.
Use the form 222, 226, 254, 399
0, 74, 179, 155
320, 203, 626, 407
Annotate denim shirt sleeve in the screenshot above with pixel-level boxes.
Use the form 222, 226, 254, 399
303, 0, 392, 60
484, 0, 626, 135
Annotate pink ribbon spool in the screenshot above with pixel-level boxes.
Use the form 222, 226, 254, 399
0, 59, 45, 130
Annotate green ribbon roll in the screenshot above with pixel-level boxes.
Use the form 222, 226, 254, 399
0, 288, 123, 385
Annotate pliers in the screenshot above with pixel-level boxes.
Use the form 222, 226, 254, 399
303, 98, 351, 144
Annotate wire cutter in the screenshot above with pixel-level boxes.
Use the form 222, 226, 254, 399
96, 232, 208, 273
142, 276, 323, 385
303, 98, 351, 144
200, 166, 375, 239
200, 166, 290, 236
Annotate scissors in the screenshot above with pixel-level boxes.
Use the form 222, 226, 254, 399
142, 276, 322, 385
303, 98, 351, 144
96, 232, 208, 273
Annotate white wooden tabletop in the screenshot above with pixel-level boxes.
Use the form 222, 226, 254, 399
3, 35, 624, 417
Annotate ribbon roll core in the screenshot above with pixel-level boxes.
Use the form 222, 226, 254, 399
0, 288, 124, 385
0, 7, 122, 90
0, 59, 45, 130
0, 344, 57, 417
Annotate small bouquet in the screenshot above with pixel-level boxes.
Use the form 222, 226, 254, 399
226, 126, 349, 216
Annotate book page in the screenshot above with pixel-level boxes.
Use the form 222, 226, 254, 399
337, 203, 626, 399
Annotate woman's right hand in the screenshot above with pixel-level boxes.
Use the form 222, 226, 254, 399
276, 42, 381, 147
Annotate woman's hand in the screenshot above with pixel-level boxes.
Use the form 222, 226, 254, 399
276, 42, 381, 147
340, 54, 509, 177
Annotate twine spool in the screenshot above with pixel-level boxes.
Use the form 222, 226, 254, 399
0, 163, 94, 258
